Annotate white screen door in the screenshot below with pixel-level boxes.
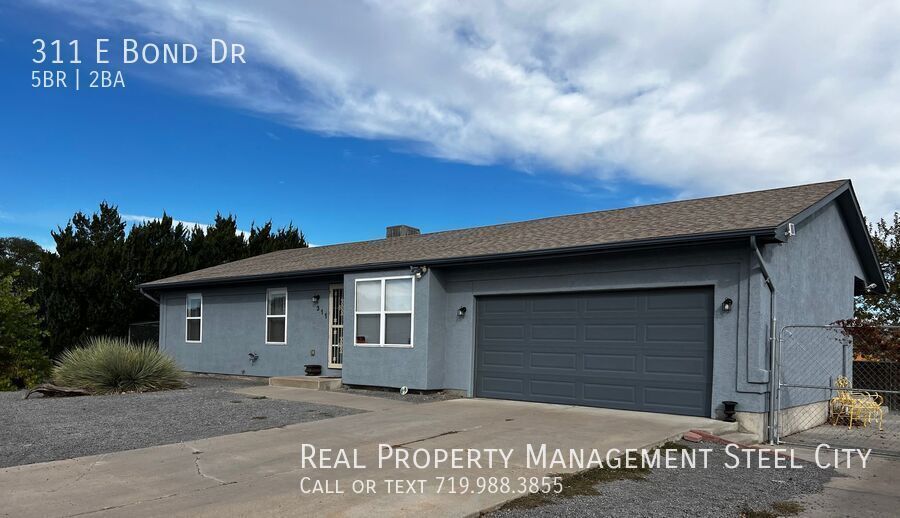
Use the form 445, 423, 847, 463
328, 284, 344, 368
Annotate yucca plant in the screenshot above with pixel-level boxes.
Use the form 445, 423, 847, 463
53, 336, 185, 394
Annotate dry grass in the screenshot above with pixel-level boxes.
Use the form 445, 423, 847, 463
740, 500, 804, 518
498, 441, 689, 511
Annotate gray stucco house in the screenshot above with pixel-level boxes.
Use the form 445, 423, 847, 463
141, 180, 885, 435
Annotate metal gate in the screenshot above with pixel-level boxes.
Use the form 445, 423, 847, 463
128, 321, 159, 346
774, 325, 900, 456
328, 284, 344, 369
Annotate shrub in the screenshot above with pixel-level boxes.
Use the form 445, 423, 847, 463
53, 336, 185, 394
0, 275, 50, 390
834, 318, 900, 362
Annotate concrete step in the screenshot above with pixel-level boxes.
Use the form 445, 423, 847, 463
691, 420, 740, 436
269, 376, 342, 391
717, 431, 762, 446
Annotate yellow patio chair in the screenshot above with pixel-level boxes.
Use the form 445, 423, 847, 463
829, 376, 884, 431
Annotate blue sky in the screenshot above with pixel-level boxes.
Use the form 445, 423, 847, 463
0, 2, 671, 250
2, 1, 898, 250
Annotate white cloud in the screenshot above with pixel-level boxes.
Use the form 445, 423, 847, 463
122, 214, 250, 239
42, 0, 900, 219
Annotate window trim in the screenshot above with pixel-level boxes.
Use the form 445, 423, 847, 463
185, 293, 203, 343
265, 287, 288, 345
354, 275, 414, 348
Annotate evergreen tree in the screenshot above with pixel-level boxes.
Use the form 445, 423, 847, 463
247, 221, 306, 257
30, 203, 307, 357
0, 275, 50, 390
246, 221, 276, 257
189, 214, 246, 269
186, 224, 207, 269
0, 237, 43, 296
124, 213, 190, 324
857, 212, 899, 325
40, 203, 129, 357
272, 222, 306, 251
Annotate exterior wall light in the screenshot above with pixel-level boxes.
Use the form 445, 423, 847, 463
722, 298, 733, 312
457, 306, 467, 318
410, 265, 429, 279
311, 294, 320, 304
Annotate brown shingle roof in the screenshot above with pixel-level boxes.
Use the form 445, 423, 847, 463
142, 180, 847, 288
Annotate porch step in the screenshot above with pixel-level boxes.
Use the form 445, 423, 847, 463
717, 431, 762, 446
688, 427, 762, 447
269, 376, 342, 391
690, 420, 740, 436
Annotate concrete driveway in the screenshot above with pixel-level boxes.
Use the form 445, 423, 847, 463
793, 449, 900, 517
2, 389, 735, 518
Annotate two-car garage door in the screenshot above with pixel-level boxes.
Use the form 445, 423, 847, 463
474, 288, 714, 417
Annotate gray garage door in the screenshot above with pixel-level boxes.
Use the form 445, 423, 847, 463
475, 288, 713, 417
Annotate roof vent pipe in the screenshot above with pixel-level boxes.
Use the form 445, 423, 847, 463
751, 236, 778, 445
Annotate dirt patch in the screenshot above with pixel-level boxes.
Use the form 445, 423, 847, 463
489, 441, 834, 518
339, 385, 462, 403
498, 442, 688, 511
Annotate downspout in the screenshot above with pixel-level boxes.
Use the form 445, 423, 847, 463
750, 236, 778, 444
139, 287, 159, 305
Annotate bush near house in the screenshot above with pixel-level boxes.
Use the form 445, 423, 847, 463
53, 336, 185, 394
835, 320, 900, 362
0, 275, 50, 390
856, 212, 899, 325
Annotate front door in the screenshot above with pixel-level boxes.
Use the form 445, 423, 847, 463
328, 284, 344, 369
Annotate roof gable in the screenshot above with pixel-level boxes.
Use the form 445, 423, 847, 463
784, 182, 887, 293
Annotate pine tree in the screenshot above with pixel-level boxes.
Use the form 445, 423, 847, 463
124, 213, 190, 324
32, 203, 308, 357
247, 221, 307, 257
247, 221, 276, 257
0, 237, 43, 297
190, 214, 246, 269
857, 212, 899, 325
0, 275, 50, 389
40, 203, 129, 357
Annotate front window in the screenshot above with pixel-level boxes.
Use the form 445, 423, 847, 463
266, 288, 287, 344
355, 276, 413, 346
186, 293, 202, 343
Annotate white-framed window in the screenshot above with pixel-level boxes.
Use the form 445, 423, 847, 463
185, 293, 202, 343
266, 288, 288, 344
354, 276, 414, 347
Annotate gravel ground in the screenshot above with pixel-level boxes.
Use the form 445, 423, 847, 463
339, 385, 462, 403
491, 441, 837, 518
0, 377, 360, 468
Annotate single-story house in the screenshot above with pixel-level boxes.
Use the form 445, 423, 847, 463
140, 180, 886, 437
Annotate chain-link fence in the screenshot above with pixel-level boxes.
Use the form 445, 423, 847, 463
775, 325, 900, 456
128, 321, 159, 346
